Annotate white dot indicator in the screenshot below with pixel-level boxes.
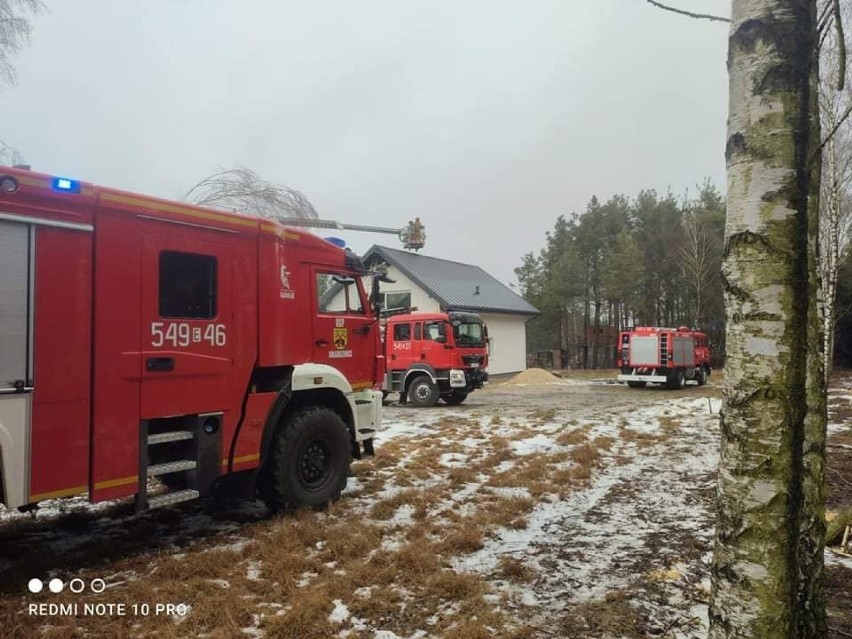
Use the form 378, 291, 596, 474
48, 578, 64, 593
90, 579, 106, 594
69, 578, 85, 594
27, 579, 43, 594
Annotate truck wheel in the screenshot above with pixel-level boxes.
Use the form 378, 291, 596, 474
442, 390, 468, 405
696, 367, 707, 386
667, 369, 685, 390
626, 381, 646, 389
408, 376, 439, 407
259, 407, 351, 513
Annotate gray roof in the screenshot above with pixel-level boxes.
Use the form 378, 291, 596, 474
364, 245, 539, 316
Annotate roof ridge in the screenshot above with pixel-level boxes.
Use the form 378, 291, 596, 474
372, 245, 495, 271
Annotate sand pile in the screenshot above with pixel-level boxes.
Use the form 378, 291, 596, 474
502, 367, 564, 386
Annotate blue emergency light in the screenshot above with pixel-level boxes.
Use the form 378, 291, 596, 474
51, 176, 81, 193
324, 236, 346, 248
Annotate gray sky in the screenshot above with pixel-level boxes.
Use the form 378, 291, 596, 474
2, 0, 730, 286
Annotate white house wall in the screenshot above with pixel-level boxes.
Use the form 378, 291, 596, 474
331, 263, 531, 376
480, 312, 528, 375
380, 267, 441, 313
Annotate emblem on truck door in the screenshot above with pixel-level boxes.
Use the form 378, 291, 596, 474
333, 327, 348, 350
279, 266, 295, 300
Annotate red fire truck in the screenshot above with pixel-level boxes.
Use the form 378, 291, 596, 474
0, 166, 385, 513
616, 326, 711, 389
383, 311, 489, 407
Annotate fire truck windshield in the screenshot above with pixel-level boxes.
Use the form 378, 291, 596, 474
453, 321, 485, 348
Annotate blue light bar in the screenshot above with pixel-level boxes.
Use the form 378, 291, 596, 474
325, 236, 346, 248
51, 176, 81, 193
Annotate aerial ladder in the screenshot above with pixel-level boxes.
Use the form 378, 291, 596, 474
276, 216, 426, 251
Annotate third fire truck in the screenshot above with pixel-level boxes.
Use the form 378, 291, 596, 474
383, 311, 489, 407
0, 165, 385, 514
616, 326, 711, 390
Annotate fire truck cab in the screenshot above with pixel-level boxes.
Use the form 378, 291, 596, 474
616, 326, 711, 390
383, 311, 489, 407
0, 166, 383, 513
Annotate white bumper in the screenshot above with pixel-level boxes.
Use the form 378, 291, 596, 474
617, 374, 668, 384
351, 389, 383, 442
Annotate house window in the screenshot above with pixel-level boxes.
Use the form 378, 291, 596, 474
382, 291, 411, 311
159, 251, 217, 319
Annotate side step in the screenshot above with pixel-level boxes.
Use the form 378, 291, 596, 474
148, 430, 194, 445
147, 460, 197, 476
135, 414, 222, 512
147, 489, 200, 509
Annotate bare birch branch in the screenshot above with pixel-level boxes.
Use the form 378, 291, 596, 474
184, 166, 319, 220
834, 0, 847, 89
0, 0, 45, 87
812, 100, 852, 163
644, 0, 730, 23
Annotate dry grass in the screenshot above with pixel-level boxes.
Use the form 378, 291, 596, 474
570, 443, 601, 467
658, 414, 682, 435
496, 555, 537, 583
0, 382, 638, 639
593, 435, 616, 452
557, 590, 647, 638
557, 426, 590, 446
619, 425, 665, 446
528, 408, 558, 423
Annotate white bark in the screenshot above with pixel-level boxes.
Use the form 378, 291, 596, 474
710, 1, 826, 637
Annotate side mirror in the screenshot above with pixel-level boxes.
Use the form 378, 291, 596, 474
434, 335, 447, 344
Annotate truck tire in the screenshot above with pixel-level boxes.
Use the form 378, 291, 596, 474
259, 406, 351, 513
696, 366, 707, 386
408, 376, 439, 407
667, 369, 685, 390
626, 381, 646, 389
441, 390, 469, 405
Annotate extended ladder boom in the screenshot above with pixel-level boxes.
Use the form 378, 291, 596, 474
277, 216, 426, 250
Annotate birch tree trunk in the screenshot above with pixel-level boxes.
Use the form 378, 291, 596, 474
709, 1, 827, 637
821, 132, 840, 378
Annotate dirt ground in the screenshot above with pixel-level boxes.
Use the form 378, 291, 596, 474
0, 371, 850, 638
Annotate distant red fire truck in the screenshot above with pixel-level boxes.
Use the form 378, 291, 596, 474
383, 311, 489, 406
0, 166, 384, 513
616, 326, 711, 389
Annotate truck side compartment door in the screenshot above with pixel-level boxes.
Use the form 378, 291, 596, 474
140, 234, 234, 419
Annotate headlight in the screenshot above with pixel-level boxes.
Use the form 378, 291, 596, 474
449, 369, 466, 387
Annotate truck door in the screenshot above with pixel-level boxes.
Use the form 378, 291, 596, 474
388, 321, 414, 370
313, 271, 375, 389
140, 234, 234, 418
420, 320, 449, 369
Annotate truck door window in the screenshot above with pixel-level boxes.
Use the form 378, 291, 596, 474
393, 323, 411, 341
414, 323, 421, 340
424, 321, 446, 342
159, 251, 217, 319
317, 273, 365, 314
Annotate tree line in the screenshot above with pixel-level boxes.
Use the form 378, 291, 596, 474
515, 181, 726, 369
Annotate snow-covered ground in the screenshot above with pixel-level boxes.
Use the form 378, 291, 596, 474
2, 375, 851, 638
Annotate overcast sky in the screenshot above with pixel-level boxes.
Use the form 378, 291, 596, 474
2, 1, 730, 286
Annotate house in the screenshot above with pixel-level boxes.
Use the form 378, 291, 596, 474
363, 245, 539, 375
